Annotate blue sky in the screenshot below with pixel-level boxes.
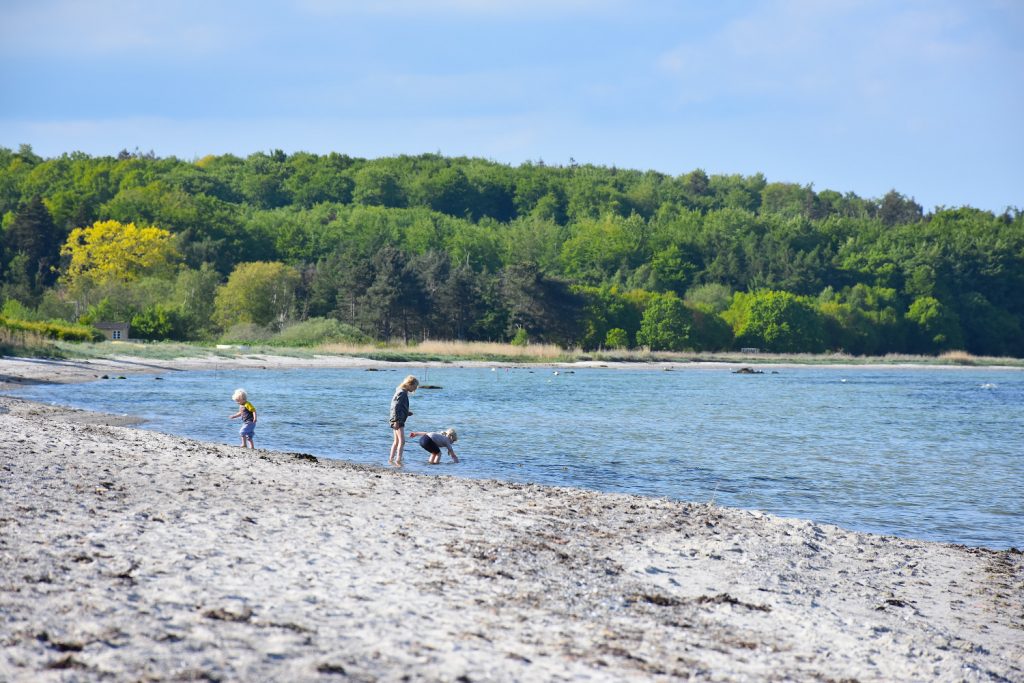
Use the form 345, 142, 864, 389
1, 0, 1021, 213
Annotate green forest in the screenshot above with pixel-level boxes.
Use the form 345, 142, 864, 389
1, 144, 1022, 356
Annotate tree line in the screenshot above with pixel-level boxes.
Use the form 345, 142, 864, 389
1, 144, 1022, 356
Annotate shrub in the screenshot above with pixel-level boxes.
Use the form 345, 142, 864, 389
219, 323, 274, 344
271, 317, 370, 346
726, 290, 826, 353
636, 294, 693, 351
1, 299, 41, 321
0, 315, 103, 342
604, 328, 629, 349
131, 304, 185, 341
510, 328, 529, 346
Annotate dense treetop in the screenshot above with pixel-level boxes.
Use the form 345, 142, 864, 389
1, 145, 1021, 356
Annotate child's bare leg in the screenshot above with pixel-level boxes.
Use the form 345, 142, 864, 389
390, 430, 405, 465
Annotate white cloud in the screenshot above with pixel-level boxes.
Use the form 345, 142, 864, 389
0, 0, 234, 56
656, 0, 1013, 114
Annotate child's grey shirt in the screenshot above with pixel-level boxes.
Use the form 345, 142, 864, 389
425, 432, 452, 448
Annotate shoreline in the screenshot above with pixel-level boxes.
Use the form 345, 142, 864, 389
0, 352, 1019, 393
3, 353, 1022, 548
0, 355, 1022, 680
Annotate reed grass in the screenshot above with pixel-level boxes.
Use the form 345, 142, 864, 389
0, 326, 66, 358
1, 327, 47, 348
937, 350, 977, 365
24, 339, 1024, 368
402, 339, 568, 359
315, 339, 576, 362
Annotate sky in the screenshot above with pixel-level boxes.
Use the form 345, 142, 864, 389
1, 0, 1021, 213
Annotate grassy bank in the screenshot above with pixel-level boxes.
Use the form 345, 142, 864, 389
18, 339, 1021, 368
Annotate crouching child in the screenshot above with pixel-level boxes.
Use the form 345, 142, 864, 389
409, 429, 459, 465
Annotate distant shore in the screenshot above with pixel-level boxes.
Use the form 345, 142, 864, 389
1, 351, 1019, 394
0, 355, 1021, 681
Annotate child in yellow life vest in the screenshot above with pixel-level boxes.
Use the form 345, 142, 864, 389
229, 388, 257, 448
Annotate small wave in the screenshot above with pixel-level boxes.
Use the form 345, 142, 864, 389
979, 383, 998, 389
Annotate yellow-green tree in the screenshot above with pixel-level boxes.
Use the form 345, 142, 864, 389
60, 219, 179, 290
214, 261, 300, 330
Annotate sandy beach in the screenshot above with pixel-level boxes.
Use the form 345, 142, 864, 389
0, 356, 1021, 681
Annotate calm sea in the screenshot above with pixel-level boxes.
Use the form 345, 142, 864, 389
6, 365, 1022, 549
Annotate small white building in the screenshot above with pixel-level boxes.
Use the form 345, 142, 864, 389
94, 322, 130, 341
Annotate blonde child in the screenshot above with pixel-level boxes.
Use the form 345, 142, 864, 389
229, 388, 257, 448
408, 428, 459, 465
388, 375, 418, 465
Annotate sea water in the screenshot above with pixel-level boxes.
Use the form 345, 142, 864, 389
6, 365, 1022, 549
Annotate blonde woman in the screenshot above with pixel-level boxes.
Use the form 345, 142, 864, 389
388, 375, 419, 465
409, 428, 459, 465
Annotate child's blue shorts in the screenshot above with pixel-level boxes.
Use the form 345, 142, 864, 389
418, 434, 441, 454
240, 421, 255, 437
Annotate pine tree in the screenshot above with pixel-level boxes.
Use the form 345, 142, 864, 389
3, 196, 61, 297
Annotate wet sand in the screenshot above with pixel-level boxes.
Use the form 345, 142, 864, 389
0, 356, 1021, 681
